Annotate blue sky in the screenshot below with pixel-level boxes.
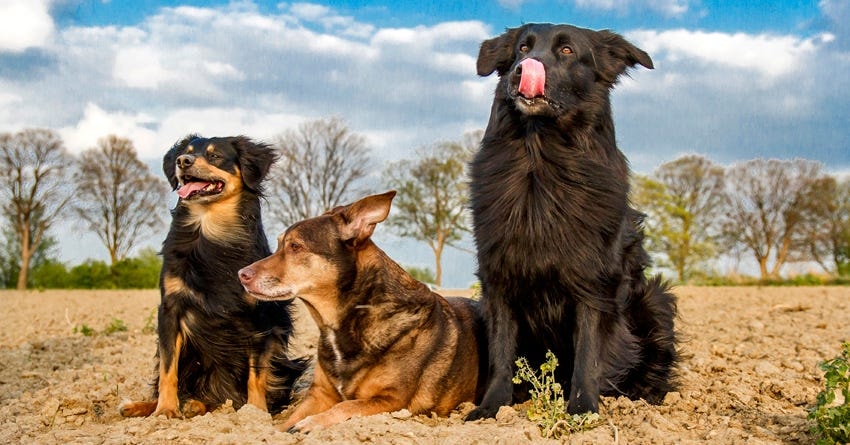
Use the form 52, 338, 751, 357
1, 0, 849, 286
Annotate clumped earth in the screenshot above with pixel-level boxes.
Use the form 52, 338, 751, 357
0, 286, 847, 444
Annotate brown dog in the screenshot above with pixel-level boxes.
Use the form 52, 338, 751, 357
238, 191, 486, 433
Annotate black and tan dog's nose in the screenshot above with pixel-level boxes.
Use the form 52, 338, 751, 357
176, 154, 195, 169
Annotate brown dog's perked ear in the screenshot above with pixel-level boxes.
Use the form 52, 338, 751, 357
592, 30, 654, 85
163, 134, 200, 190
477, 27, 523, 77
335, 191, 397, 246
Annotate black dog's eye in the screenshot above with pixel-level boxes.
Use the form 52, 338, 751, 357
208, 152, 221, 160
519, 44, 530, 53
560, 46, 573, 55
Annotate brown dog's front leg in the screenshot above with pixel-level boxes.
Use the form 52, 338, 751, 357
280, 365, 338, 431
289, 396, 405, 433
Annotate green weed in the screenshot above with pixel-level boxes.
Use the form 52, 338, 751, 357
74, 324, 95, 336
809, 342, 850, 445
513, 350, 603, 439
102, 318, 128, 335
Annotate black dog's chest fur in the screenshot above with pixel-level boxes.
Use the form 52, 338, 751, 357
470, 119, 629, 299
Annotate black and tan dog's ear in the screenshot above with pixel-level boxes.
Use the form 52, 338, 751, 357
231, 136, 278, 194
163, 134, 198, 190
336, 191, 396, 247
593, 30, 654, 85
477, 27, 523, 77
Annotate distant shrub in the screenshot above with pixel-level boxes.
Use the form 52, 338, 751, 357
27, 248, 161, 289
69, 260, 114, 289
405, 266, 436, 285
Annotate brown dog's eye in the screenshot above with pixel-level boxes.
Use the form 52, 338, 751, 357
519, 44, 530, 53
561, 46, 573, 55
288, 242, 302, 252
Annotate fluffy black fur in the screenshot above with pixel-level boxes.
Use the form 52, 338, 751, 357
466, 23, 678, 419
147, 135, 305, 415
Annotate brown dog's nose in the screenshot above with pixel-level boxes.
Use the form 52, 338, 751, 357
176, 154, 195, 169
238, 266, 254, 284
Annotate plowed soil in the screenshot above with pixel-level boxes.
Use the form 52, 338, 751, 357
1, 286, 847, 444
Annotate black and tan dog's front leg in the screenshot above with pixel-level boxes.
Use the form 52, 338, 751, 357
151, 295, 186, 418
247, 347, 273, 411
119, 287, 188, 418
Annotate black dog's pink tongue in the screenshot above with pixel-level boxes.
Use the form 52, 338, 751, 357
518, 58, 545, 98
176, 182, 209, 199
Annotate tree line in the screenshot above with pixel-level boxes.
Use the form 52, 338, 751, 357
2, 122, 848, 290
632, 155, 850, 283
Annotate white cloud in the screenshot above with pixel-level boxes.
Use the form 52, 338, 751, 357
630, 29, 824, 80
59, 103, 158, 157
574, 0, 690, 18
113, 46, 173, 89
0, 0, 54, 52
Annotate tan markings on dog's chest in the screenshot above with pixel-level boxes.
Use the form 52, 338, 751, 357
183, 195, 245, 244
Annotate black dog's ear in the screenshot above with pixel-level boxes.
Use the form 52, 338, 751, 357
593, 30, 654, 85
477, 27, 523, 77
163, 134, 198, 190
231, 136, 278, 194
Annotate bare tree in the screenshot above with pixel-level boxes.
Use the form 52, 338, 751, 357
265, 117, 372, 229
0, 129, 73, 290
383, 131, 480, 286
73, 135, 169, 265
796, 175, 850, 275
722, 158, 827, 279
632, 155, 726, 282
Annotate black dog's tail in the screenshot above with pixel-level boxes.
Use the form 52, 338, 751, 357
620, 274, 678, 403
615, 209, 678, 403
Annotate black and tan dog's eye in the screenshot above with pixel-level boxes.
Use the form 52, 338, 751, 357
208, 152, 221, 160
519, 44, 530, 53
560, 46, 573, 55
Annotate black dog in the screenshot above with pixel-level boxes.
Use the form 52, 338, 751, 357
120, 135, 306, 418
466, 23, 678, 420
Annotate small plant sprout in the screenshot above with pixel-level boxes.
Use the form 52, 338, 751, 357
513, 350, 603, 438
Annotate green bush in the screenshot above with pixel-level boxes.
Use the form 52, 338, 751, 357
28, 248, 161, 289
809, 342, 850, 444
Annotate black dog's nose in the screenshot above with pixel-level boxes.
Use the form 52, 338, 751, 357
176, 154, 195, 169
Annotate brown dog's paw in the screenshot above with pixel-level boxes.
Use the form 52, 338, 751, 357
118, 400, 157, 417
285, 415, 319, 434
181, 399, 207, 418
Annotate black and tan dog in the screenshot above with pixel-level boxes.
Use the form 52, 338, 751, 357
238, 191, 486, 432
120, 135, 306, 419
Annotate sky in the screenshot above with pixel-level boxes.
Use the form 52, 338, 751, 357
1, 0, 848, 287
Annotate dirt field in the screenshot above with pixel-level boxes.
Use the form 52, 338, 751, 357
0, 286, 847, 444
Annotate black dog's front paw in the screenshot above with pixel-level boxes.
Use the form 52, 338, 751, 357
465, 404, 500, 421
567, 391, 599, 415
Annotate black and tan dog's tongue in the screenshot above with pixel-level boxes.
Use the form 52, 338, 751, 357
177, 181, 210, 198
